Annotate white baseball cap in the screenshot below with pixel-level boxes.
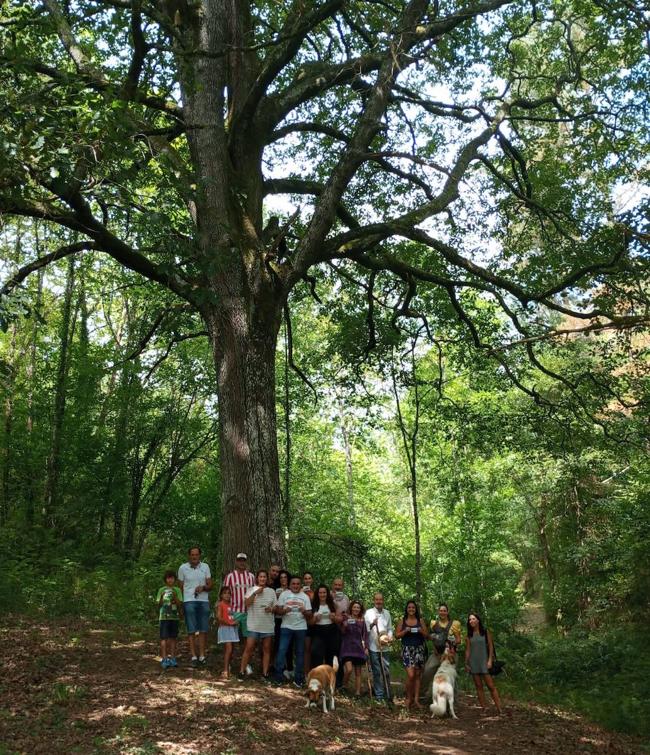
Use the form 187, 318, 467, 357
236, 552, 248, 560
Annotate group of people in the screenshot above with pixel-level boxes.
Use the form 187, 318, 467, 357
155, 547, 503, 714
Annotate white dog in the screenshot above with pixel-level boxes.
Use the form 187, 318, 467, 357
429, 650, 458, 719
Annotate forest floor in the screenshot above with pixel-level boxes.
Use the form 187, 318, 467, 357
0, 616, 646, 755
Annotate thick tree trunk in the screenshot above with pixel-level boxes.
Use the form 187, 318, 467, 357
204, 296, 286, 574
177, 0, 286, 574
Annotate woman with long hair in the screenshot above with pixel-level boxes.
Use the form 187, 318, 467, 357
308, 584, 338, 668
395, 600, 428, 708
464, 611, 503, 714
340, 600, 368, 697
238, 569, 276, 680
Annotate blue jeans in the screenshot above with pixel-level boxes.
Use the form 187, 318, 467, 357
369, 650, 391, 699
183, 601, 210, 634
274, 628, 306, 684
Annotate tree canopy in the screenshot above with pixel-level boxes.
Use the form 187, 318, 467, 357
1, 0, 648, 567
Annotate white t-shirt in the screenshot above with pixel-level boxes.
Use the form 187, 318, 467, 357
177, 561, 211, 603
364, 607, 393, 652
314, 604, 333, 625
277, 589, 311, 630
245, 586, 277, 634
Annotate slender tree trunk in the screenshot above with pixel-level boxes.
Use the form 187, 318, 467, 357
282, 316, 291, 524
391, 343, 423, 605
410, 442, 422, 605
43, 255, 76, 524
107, 362, 136, 549
535, 495, 558, 613
0, 325, 17, 525
340, 410, 357, 594
25, 267, 43, 526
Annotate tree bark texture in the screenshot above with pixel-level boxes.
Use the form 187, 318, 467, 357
204, 295, 285, 573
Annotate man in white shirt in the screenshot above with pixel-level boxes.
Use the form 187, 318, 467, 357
364, 592, 394, 700
177, 546, 213, 667
273, 576, 312, 686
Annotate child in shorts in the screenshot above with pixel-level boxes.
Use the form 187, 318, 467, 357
216, 586, 239, 678
156, 570, 183, 668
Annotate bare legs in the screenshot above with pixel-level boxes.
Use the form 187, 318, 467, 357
222, 641, 234, 677
188, 632, 207, 659
413, 668, 423, 708
472, 674, 502, 713
240, 636, 273, 677
240, 637, 256, 675
260, 637, 272, 675
342, 661, 363, 696
405, 667, 416, 708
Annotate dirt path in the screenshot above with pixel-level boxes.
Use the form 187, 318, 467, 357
0, 617, 645, 755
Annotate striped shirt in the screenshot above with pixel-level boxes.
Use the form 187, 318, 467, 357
245, 586, 277, 633
223, 569, 256, 613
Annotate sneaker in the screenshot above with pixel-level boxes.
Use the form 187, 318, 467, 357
237, 672, 245, 681
293, 680, 304, 689
198, 657, 207, 666
262, 674, 272, 683
191, 657, 199, 668
160, 658, 169, 669
169, 657, 178, 668
283, 670, 292, 681
245, 664, 253, 676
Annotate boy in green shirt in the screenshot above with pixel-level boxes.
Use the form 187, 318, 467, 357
156, 570, 183, 668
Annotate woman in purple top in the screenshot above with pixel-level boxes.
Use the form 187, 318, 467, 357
340, 600, 368, 697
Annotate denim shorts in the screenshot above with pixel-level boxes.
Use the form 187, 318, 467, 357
247, 630, 274, 640
183, 601, 210, 633
159, 620, 179, 639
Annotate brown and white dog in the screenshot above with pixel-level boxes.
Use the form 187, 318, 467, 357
429, 649, 458, 719
305, 656, 339, 713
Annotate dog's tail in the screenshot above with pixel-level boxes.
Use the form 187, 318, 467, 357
332, 656, 339, 672
429, 692, 447, 718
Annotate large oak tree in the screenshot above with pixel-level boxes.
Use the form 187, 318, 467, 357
1, 0, 647, 569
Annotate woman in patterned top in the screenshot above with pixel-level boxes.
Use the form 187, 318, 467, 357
395, 600, 428, 709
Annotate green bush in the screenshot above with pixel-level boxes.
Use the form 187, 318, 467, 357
501, 628, 650, 739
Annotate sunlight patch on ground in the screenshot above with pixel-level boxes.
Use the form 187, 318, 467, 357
85, 703, 141, 721
155, 741, 204, 754
111, 639, 147, 649
270, 719, 301, 733
527, 702, 582, 721
363, 736, 466, 753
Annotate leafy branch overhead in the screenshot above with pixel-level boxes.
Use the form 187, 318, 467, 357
0, 0, 648, 392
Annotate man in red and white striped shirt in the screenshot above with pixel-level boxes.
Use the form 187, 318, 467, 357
223, 553, 255, 641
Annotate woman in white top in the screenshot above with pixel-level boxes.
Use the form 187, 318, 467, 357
308, 584, 338, 669
238, 570, 277, 680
